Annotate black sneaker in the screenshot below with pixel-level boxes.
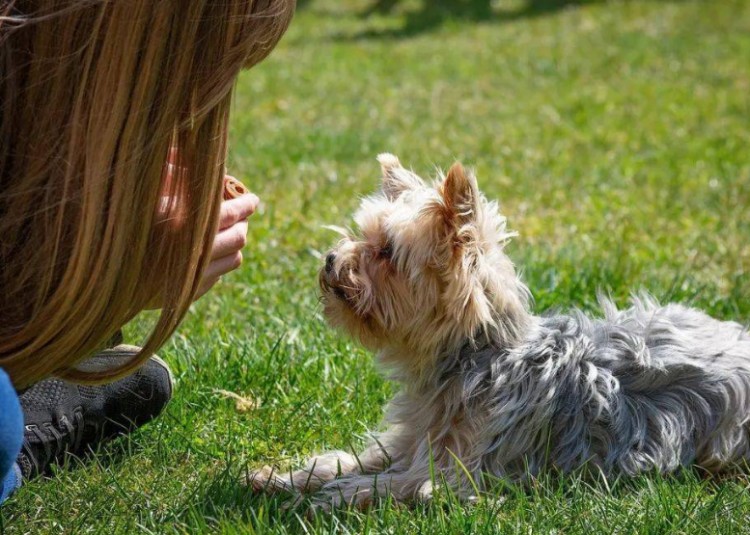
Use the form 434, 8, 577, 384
17, 345, 173, 478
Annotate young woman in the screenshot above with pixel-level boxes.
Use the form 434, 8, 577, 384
0, 0, 295, 503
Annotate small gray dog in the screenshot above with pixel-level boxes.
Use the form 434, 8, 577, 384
249, 154, 750, 509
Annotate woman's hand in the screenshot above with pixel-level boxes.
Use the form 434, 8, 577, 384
195, 187, 259, 300
161, 150, 256, 301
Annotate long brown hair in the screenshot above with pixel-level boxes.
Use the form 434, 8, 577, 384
0, 0, 294, 388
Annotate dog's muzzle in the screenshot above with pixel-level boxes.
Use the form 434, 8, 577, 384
320, 253, 349, 302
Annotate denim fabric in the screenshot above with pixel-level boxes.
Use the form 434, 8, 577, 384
0, 369, 23, 504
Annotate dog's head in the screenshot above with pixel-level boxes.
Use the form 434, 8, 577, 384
320, 154, 530, 368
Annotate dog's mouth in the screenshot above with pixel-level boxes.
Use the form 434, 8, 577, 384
319, 268, 343, 299
333, 286, 348, 301
319, 267, 356, 306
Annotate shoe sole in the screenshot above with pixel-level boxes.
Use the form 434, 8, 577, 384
149, 354, 175, 399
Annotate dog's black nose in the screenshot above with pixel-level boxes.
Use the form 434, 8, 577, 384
325, 252, 336, 273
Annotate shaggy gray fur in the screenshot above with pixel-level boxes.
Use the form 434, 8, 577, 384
433, 295, 750, 480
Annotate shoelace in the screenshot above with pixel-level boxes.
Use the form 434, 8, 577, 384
24, 408, 86, 473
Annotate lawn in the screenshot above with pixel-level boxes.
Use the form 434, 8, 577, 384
3, 0, 750, 533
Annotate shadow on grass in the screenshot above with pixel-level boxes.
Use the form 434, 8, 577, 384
173, 465, 744, 532
173, 469, 319, 530
362, 0, 595, 19
314, 0, 695, 40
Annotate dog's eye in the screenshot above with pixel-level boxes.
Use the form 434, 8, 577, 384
380, 242, 394, 259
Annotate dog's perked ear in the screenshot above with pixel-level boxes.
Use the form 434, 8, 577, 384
378, 153, 424, 200
441, 162, 479, 226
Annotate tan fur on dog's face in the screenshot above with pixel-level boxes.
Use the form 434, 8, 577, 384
320, 154, 530, 373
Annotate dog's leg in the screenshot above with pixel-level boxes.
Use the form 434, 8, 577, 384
309, 466, 436, 512
309, 463, 486, 511
246, 441, 393, 494
307, 432, 488, 510
310, 472, 404, 511
247, 450, 358, 494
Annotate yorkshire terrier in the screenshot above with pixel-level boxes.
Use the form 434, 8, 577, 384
248, 154, 750, 509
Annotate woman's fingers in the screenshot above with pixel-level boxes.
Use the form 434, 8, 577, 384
210, 221, 249, 260
204, 251, 244, 281
190, 175, 258, 301
218, 191, 259, 230
195, 198, 256, 300
195, 251, 244, 299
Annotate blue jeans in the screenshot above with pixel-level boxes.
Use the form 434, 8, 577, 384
0, 368, 23, 504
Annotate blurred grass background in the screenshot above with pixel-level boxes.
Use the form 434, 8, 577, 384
2, 0, 749, 533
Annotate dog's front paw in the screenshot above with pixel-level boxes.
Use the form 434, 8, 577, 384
244, 465, 295, 494
415, 479, 436, 503
245, 450, 362, 497
306, 490, 371, 515
244, 465, 275, 493
306, 474, 400, 513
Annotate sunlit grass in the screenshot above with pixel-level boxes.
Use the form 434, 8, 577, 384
3, 0, 749, 532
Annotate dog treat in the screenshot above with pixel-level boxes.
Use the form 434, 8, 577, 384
223, 176, 250, 200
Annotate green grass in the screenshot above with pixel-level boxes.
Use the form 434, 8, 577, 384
3, 0, 750, 532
